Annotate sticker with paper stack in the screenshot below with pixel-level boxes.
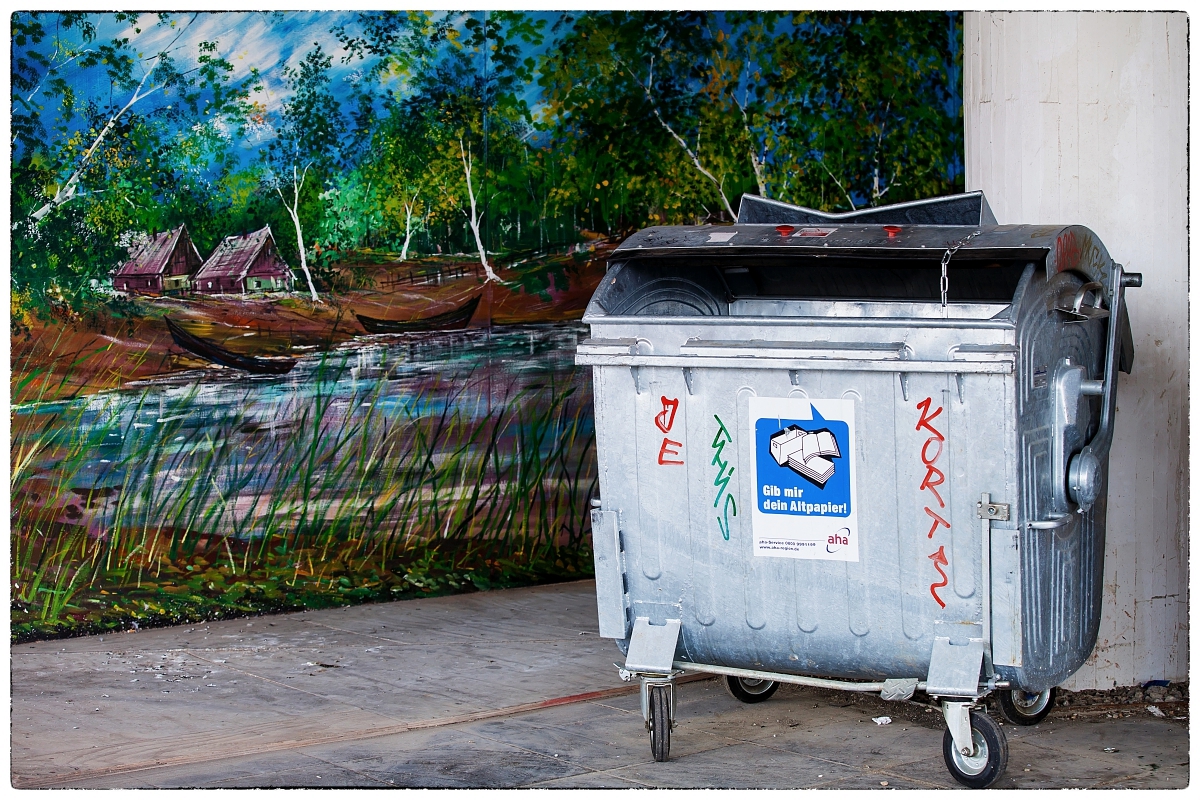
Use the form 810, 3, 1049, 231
749, 397, 858, 561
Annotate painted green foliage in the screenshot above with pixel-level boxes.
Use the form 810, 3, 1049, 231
10, 11, 963, 314
10, 12, 261, 312
537, 11, 753, 227
747, 11, 965, 210
538, 10, 963, 226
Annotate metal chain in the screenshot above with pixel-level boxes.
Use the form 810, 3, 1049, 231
939, 230, 983, 308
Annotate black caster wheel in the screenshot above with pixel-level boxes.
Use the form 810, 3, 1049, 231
724, 675, 779, 704
997, 687, 1056, 726
942, 711, 1009, 789
648, 684, 671, 762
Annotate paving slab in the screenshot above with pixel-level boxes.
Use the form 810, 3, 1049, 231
11, 580, 625, 788
10, 579, 1191, 789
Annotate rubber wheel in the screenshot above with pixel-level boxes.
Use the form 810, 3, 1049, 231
942, 711, 1009, 789
997, 687, 1056, 726
648, 684, 671, 762
724, 675, 780, 704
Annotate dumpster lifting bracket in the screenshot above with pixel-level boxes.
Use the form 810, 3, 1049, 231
925, 637, 986, 699
625, 617, 682, 674
630, 366, 644, 394
683, 367, 696, 395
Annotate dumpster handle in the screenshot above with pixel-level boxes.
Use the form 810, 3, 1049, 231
1038, 267, 1133, 515
1068, 265, 1131, 502
1084, 266, 1128, 456
1070, 281, 1106, 315
1029, 512, 1078, 530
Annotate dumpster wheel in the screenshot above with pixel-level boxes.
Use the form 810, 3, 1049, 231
724, 676, 780, 704
997, 687, 1056, 726
648, 684, 671, 762
942, 711, 1009, 789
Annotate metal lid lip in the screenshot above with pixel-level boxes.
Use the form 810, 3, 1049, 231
613, 223, 1072, 256
580, 312, 1017, 330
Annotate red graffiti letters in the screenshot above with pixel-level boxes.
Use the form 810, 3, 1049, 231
919, 438, 946, 508
915, 396, 944, 438
1053, 230, 1081, 274
654, 396, 684, 465
924, 506, 950, 538
655, 396, 680, 434
916, 396, 950, 605
658, 438, 684, 465
927, 546, 949, 608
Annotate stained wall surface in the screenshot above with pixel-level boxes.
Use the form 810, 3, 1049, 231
964, 11, 1188, 688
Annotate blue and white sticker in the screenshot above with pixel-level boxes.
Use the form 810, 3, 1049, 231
749, 397, 859, 561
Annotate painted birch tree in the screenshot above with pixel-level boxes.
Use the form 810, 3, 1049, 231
267, 44, 344, 302
341, 11, 544, 279
11, 11, 256, 310
365, 109, 433, 262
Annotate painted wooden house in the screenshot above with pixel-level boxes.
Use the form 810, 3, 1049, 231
112, 225, 203, 295
193, 226, 295, 294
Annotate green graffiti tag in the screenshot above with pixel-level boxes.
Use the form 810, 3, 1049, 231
711, 414, 737, 540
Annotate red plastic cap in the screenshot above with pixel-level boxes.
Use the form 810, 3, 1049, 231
883, 225, 902, 237
775, 225, 795, 235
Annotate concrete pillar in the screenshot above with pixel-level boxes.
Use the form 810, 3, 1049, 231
965, 12, 1188, 689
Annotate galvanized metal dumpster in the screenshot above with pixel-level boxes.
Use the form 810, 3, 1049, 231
576, 191, 1139, 787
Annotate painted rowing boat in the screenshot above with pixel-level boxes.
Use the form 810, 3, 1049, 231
165, 317, 298, 375
355, 294, 482, 334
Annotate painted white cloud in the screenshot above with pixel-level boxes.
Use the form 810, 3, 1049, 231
104, 11, 358, 116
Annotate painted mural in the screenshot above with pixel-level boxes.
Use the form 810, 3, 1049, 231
9, 11, 964, 640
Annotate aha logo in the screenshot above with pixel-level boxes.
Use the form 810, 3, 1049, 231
826, 528, 850, 553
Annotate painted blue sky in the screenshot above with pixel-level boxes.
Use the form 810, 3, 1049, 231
91, 11, 555, 115
97, 11, 381, 112
13, 10, 561, 166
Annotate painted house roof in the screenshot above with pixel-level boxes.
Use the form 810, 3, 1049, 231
194, 226, 288, 282
113, 226, 199, 278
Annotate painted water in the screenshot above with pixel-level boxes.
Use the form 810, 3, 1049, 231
11, 324, 597, 631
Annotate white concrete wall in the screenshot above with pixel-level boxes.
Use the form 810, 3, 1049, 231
964, 12, 1188, 689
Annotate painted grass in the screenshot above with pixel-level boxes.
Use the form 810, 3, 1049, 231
10, 352, 597, 641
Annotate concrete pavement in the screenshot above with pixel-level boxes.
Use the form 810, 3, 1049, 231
10, 580, 1190, 788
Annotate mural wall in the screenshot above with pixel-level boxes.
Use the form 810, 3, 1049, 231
10, 10, 964, 640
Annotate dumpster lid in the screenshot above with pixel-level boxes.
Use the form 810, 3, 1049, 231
613, 196, 1120, 300
737, 191, 997, 227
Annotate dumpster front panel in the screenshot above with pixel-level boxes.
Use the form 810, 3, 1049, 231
589, 326, 1017, 681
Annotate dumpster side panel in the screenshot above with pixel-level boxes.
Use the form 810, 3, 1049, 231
1009, 269, 1110, 690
